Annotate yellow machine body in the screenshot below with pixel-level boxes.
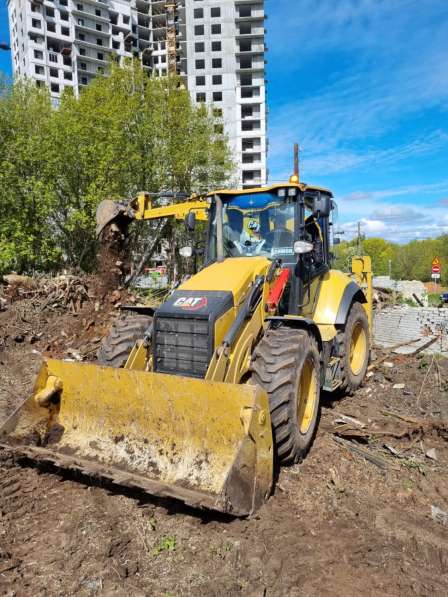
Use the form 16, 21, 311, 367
0, 183, 373, 516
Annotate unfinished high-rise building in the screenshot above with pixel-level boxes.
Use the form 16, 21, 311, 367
7, 0, 267, 187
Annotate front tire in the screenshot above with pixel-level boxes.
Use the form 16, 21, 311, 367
251, 327, 321, 464
97, 314, 152, 368
336, 302, 370, 394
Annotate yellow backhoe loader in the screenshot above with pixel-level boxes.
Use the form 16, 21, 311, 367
0, 179, 372, 516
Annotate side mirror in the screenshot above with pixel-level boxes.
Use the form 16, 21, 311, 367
293, 240, 314, 254
313, 193, 332, 218
185, 211, 196, 232
179, 246, 193, 258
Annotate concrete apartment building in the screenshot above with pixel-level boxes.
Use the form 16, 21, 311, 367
7, 0, 267, 187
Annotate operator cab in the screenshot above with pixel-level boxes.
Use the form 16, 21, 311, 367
205, 182, 334, 270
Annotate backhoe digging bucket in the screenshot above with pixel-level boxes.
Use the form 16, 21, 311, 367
0, 359, 273, 516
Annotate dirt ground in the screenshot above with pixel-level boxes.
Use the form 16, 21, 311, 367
1, 279, 447, 597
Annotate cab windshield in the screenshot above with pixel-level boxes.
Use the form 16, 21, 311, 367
208, 191, 299, 261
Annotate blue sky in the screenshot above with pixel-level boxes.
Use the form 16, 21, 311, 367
1, 1, 447, 242
267, 0, 448, 242
0, 2, 10, 75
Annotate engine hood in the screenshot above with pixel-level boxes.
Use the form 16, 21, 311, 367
179, 257, 271, 306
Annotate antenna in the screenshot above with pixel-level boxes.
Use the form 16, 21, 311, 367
289, 143, 300, 184
294, 143, 299, 181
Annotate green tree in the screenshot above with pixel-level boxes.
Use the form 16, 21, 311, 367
0, 80, 58, 273
0, 62, 233, 274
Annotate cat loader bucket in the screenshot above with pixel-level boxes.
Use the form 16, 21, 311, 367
0, 359, 273, 516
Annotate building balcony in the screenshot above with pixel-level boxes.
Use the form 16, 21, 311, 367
76, 54, 107, 66
76, 0, 109, 8
76, 38, 112, 51
75, 23, 110, 37
72, 9, 110, 25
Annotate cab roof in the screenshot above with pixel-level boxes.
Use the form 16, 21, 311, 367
209, 182, 333, 198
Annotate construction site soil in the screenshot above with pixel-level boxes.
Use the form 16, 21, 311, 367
1, 277, 447, 597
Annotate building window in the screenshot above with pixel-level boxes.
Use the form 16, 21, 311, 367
213, 92, 222, 102
195, 42, 205, 52
213, 107, 223, 117
79, 48, 86, 55
61, 27, 70, 36
212, 58, 222, 68
196, 93, 206, 102
32, 19, 41, 29
34, 49, 43, 59
112, 40, 120, 49
80, 62, 87, 70
211, 7, 221, 18
123, 15, 130, 24
242, 139, 255, 150
195, 59, 205, 69
78, 18, 84, 26
77, 32, 85, 40
194, 8, 204, 18
46, 7, 54, 17
97, 38, 103, 46
97, 52, 104, 60
60, 12, 69, 21
211, 41, 221, 51
212, 74, 222, 85
211, 24, 221, 34
60, 0, 68, 6
240, 39, 252, 52
64, 71, 73, 80
196, 75, 205, 86
51, 83, 60, 93
239, 23, 251, 34
50, 67, 58, 78
214, 123, 224, 134
239, 6, 252, 18
96, 24, 102, 32
34, 64, 44, 75
49, 53, 58, 63
194, 25, 204, 35
95, 9, 101, 17
81, 76, 88, 85
47, 22, 56, 32
31, 4, 39, 12
77, 4, 83, 11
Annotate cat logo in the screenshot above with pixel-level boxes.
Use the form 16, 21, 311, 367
173, 296, 208, 311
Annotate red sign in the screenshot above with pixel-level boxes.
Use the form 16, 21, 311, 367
432, 257, 441, 274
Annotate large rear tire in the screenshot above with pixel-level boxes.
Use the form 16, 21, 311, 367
251, 327, 321, 464
336, 302, 370, 394
97, 314, 152, 368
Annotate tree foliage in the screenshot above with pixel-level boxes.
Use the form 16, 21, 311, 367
0, 62, 234, 274
333, 235, 448, 286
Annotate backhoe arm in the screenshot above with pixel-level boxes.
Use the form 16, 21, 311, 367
96, 191, 209, 236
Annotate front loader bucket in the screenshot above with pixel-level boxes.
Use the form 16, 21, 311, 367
0, 359, 273, 516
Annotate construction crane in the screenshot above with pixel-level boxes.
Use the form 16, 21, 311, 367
166, 1, 177, 75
